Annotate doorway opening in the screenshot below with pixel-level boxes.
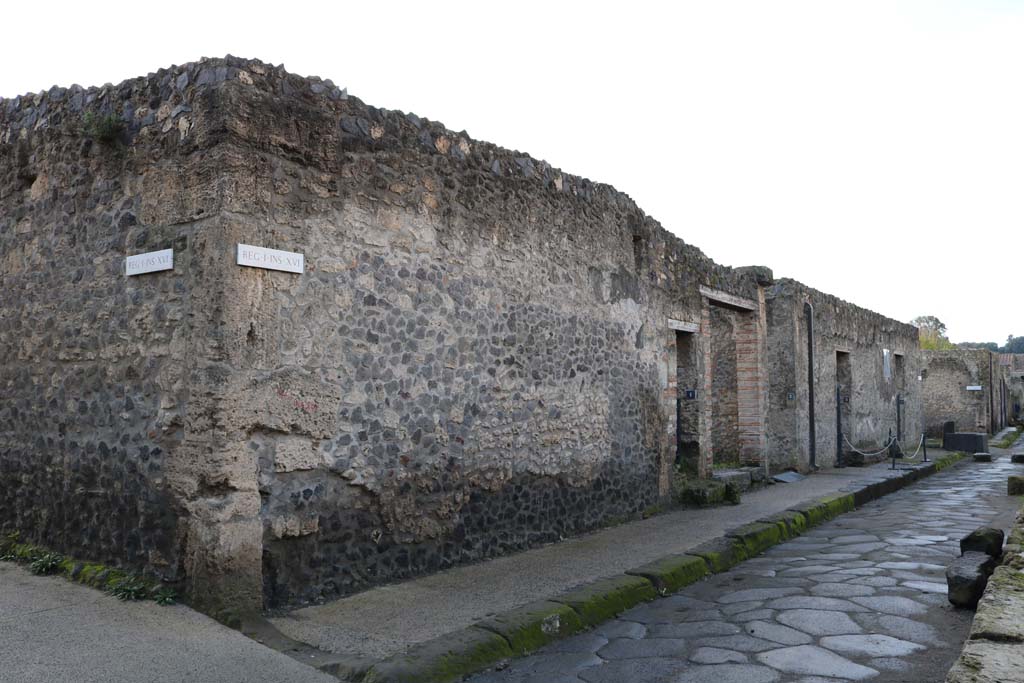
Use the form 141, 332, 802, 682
675, 330, 700, 475
836, 351, 851, 465
805, 302, 816, 468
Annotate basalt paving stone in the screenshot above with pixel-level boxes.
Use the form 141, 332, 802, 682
648, 622, 740, 639
545, 632, 610, 654
692, 634, 780, 653
871, 657, 912, 672
720, 601, 764, 615
776, 609, 864, 636
755, 645, 879, 680
830, 535, 883, 544
809, 582, 876, 597
877, 561, 946, 571
852, 613, 945, 646
688, 647, 747, 664
850, 595, 929, 616
819, 634, 925, 657
716, 588, 803, 604
831, 542, 889, 553
499, 652, 604, 676
765, 596, 869, 611
804, 552, 861, 561
597, 638, 689, 659
675, 663, 781, 682
576, 658, 687, 683
734, 609, 776, 622
779, 565, 841, 576
592, 620, 647, 640
901, 581, 948, 593
743, 620, 813, 645
846, 575, 899, 587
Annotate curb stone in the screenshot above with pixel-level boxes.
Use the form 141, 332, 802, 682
324, 451, 970, 682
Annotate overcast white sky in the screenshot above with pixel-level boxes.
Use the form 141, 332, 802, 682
3, 1, 1021, 344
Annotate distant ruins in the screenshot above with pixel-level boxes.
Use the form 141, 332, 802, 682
0, 57, 1010, 613
921, 350, 1023, 439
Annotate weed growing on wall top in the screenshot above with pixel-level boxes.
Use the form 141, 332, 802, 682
81, 112, 124, 143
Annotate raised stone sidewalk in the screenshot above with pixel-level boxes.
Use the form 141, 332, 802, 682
259, 451, 972, 681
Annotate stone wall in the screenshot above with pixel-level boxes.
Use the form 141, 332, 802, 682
1, 57, 773, 610
1000, 354, 1024, 423
764, 279, 923, 470
2, 55, 938, 611
922, 349, 1008, 437
0, 70, 242, 603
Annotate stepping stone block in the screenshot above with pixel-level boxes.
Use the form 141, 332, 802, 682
946, 551, 997, 609
974, 452, 993, 462
1011, 453, 1024, 464
1009, 475, 1024, 496
961, 527, 1005, 557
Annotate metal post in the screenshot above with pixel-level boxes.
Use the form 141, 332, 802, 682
890, 428, 897, 470
922, 431, 928, 463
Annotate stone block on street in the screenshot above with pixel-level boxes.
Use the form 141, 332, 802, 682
1008, 475, 1024, 496
960, 527, 1005, 558
946, 551, 997, 609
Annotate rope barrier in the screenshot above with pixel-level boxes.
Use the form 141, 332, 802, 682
895, 433, 925, 461
842, 433, 897, 457
841, 433, 925, 461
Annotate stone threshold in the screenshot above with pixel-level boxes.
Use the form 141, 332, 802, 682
253, 451, 968, 682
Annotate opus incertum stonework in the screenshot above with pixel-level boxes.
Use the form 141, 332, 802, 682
1, 56, 1018, 621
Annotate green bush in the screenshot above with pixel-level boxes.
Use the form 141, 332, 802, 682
82, 112, 124, 143
29, 551, 65, 575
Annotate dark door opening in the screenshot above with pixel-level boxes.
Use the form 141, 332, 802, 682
805, 303, 816, 468
836, 351, 851, 465
675, 330, 700, 475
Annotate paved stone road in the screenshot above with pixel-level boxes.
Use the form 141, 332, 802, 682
468, 458, 1023, 683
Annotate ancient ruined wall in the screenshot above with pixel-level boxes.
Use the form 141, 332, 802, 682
0, 57, 770, 609
709, 306, 741, 465
1004, 354, 1024, 422
0, 68, 238, 593
211, 60, 769, 607
765, 279, 922, 470
922, 350, 998, 436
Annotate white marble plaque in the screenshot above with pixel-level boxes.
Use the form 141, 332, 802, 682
966, 385, 983, 391
237, 244, 304, 274
126, 249, 173, 276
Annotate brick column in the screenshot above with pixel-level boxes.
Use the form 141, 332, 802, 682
735, 289, 768, 464
699, 298, 714, 477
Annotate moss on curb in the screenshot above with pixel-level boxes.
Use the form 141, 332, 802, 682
689, 536, 750, 573
726, 522, 785, 556
476, 600, 584, 655
935, 451, 968, 471
757, 511, 808, 540
993, 426, 1022, 450
363, 627, 514, 683
626, 554, 710, 595
551, 575, 657, 627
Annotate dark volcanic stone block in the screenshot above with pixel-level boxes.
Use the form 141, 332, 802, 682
944, 432, 988, 453
946, 551, 997, 609
961, 527, 1005, 558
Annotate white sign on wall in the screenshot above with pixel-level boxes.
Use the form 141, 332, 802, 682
126, 249, 174, 276
966, 385, 983, 391
236, 244, 304, 274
